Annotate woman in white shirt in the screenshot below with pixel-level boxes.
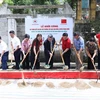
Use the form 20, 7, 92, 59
0, 36, 9, 70
9, 30, 21, 69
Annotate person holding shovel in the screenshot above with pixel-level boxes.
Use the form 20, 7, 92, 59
44, 34, 56, 69
0, 36, 9, 70
31, 34, 42, 69
86, 38, 97, 70
94, 33, 100, 69
59, 33, 71, 69
21, 34, 31, 69
73, 32, 84, 70
9, 30, 21, 70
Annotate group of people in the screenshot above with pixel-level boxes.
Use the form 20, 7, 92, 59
0, 30, 100, 70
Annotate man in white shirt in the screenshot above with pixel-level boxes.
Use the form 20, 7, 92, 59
0, 36, 9, 70
9, 30, 21, 69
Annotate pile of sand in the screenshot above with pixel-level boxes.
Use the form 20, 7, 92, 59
46, 82, 55, 88
31, 81, 44, 87
89, 81, 100, 88
74, 80, 91, 90
17, 81, 30, 87
2, 80, 11, 86
0, 80, 2, 85
59, 82, 74, 88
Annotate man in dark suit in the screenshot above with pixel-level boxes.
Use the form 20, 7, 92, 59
44, 34, 56, 69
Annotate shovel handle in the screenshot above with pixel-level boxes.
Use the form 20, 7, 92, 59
90, 58, 98, 72
57, 45, 65, 64
48, 42, 56, 64
91, 57, 100, 83
20, 46, 31, 65
32, 50, 40, 69
73, 45, 83, 65
48, 47, 55, 64
86, 50, 97, 71
11, 44, 14, 64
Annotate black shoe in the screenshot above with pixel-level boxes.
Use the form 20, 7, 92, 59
12, 66, 16, 69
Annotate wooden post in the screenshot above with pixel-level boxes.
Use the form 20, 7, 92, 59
89, 0, 96, 20
76, 0, 82, 21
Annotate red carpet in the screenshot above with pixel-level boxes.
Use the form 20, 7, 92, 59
0, 70, 100, 79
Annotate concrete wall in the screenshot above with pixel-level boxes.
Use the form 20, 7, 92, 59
17, 22, 25, 42
0, 4, 12, 14
0, 18, 8, 44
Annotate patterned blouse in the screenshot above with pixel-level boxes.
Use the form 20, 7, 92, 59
86, 41, 97, 54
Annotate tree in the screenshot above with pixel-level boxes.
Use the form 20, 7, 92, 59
90, 18, 100, 33
32, 0, 60, 14
5, 0, 33, 14
4, 0, 60, 14
4, 0, 13, 5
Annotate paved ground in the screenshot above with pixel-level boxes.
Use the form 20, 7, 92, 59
6, 62, 98, 71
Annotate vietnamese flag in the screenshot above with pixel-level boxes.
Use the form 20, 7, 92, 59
61, 19, 67, 24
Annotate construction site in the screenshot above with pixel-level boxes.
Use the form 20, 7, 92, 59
0, 0, 100, 100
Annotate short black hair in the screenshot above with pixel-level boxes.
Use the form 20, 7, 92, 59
74, 32, 80, 36
89, 37, 95, 42
24, 34, 30, 38
9, 30, 15, 34
63, 33, 68, 36
0, 36, 1, 39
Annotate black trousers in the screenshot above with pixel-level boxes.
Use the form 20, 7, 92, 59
22, 53, 30, 69
31, 52, 40, 69
45, 53, 54, 69
88, 53, 95, 69
1, 51, 9, 70
14, 48, 21, 69
63, 49, 71, 69
98, 50, 100, 69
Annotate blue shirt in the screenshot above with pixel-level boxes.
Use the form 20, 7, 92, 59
74, 36, 84, 51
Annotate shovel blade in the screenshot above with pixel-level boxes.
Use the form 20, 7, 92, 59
44, 65, 50, 69
63, 65, 68, 70
80, 66, 84, 72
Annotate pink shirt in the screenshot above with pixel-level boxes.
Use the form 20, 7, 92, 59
21, 39, 31, 53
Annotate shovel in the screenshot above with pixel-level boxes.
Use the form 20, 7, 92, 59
58, 45, 68, 70
19, 46, 31, 86
8, 44, 15, 69
32, 50, 40, 70
44, 42, 56, 69
19, 46, 31, 85
73, 45, 84, 72
90, 57, 100, 83
19, 46, 31, 69
21, 71, 27, 86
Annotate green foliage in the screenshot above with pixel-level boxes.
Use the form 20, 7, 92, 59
4, 0, 13, 5
33, 0, 60, 14
12, 0, 32, 5
90, 18, 100, 33
4, 0, 60, 14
